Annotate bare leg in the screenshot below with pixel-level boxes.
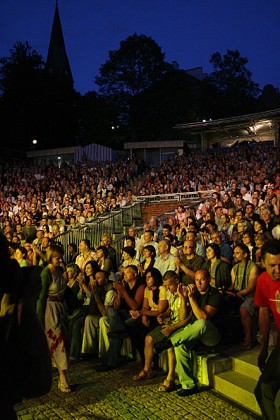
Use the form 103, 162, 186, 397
240, 307, 252, 348
143, 334, 154, 372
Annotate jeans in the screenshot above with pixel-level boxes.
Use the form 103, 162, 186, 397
171, 319, 221, 389
105, 308, 137, 367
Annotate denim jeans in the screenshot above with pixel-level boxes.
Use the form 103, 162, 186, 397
171, 319, 221, 389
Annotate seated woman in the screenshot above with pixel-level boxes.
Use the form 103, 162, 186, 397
205, 243, 231, 293
128, 267, 168, 365
118, 246, 140, 280
95, 245, 112, 274
241, 231, 257, 262
138, 245, 156, 281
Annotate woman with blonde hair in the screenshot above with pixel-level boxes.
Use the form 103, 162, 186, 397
37, 244, 71, 392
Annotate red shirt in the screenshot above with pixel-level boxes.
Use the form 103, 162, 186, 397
255, 271, 280, 344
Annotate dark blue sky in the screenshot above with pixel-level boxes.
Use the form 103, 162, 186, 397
1, 0, 280, 95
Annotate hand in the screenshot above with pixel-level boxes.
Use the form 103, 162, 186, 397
258, 347, 268, 372
157, 314, 165, 324
130, 310, 140, 319
161, 324, 173, 337
113, 281, 126, 294
142, 315, 150, 327
177, 283, 187, 300
187, 284, 196, 298
174, 256, 183, 267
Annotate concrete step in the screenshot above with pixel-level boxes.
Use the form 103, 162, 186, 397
213, 370, 261, 416
231, 350, 261, 382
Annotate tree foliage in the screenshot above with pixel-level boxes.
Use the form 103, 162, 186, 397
95, 33, 171, 99
206, 49, 260, 116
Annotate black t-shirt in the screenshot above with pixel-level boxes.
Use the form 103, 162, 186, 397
191, 285, 225, 333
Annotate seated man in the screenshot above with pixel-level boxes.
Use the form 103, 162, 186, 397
81, 269, 116, 357
152, 269, 225, 396
96, 265, 145, 371
227, 243, 259, 350
132, 271, 190, 389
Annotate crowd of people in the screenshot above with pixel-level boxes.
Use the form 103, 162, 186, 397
0, 141, 280, 419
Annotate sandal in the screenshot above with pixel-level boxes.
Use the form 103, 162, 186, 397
132, 369, 155, 381
58, 379, 71, 393
158, 379, 177, 392
239, 341, 252, 351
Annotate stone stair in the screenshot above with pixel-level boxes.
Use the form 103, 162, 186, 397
210, 345, 262, 416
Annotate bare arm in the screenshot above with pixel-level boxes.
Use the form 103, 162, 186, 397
237, 265, 259, 297
257, 306, 271, 371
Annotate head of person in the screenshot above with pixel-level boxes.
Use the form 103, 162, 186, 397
41, 236, 51, 249
84, 259, 99, 279
95, 269, 108, 286
254, 219, 266, 234
125, 235, 136, 248
79, 238, 91, 252
66, 262, 80, 279
96, 245, 109, 259
158, 239, 171, 256
143, 244, 156, 260
162, 224, 172, 237
206, 243, 221, 260
143, 229, 154, 244
237, 220, 248, 234
122, 246, 136, 260
211, 231, 222, 245
46, 243, 64, 265
123, 265, 138, 284
14, 246, 27, 260
260, 208, 272, 222
101, 234, 111, 247
242, 231, 254, 245
150, 216, 159, 229
68, 243, 77, 254
194, 269, 211, 294
260, 239, 280, 281
145, 267, 163, 290
162, 270, 179, 294
185, 231, 196, 242
183, 240, 196, 256
233, 243, 250, 264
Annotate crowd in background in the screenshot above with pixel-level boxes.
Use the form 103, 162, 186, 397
0, 141, 280, 417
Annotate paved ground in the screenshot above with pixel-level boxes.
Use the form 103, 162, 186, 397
15, 358, 261, 420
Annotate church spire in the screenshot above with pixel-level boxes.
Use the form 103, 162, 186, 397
45, 2, 74, 86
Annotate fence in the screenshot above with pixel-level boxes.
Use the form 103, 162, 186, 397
54, 192, 211, 267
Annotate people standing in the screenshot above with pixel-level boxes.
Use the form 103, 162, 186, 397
36, 244, 71, 393
254, 239, 280, 420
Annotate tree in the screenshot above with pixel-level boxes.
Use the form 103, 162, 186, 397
0, 41, 45, 95
96, 33, 170, 98
206, 49, 260, 117
0, 41, 78, 151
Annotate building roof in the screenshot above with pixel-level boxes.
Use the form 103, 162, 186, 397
174, 108, 280, 147
45, 3, 73, 86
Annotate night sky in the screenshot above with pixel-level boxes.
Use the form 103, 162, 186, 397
1, 0, 280, 95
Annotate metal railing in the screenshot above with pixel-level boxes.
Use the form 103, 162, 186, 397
54, 191, 212, 267
138, 190, 215, 203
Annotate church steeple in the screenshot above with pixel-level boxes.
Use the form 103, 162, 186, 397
45, 2, 74, 86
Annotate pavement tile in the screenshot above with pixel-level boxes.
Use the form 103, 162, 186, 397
15, 359, 260, 420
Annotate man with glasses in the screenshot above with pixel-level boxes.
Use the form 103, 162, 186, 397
175, 240, 206, 285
